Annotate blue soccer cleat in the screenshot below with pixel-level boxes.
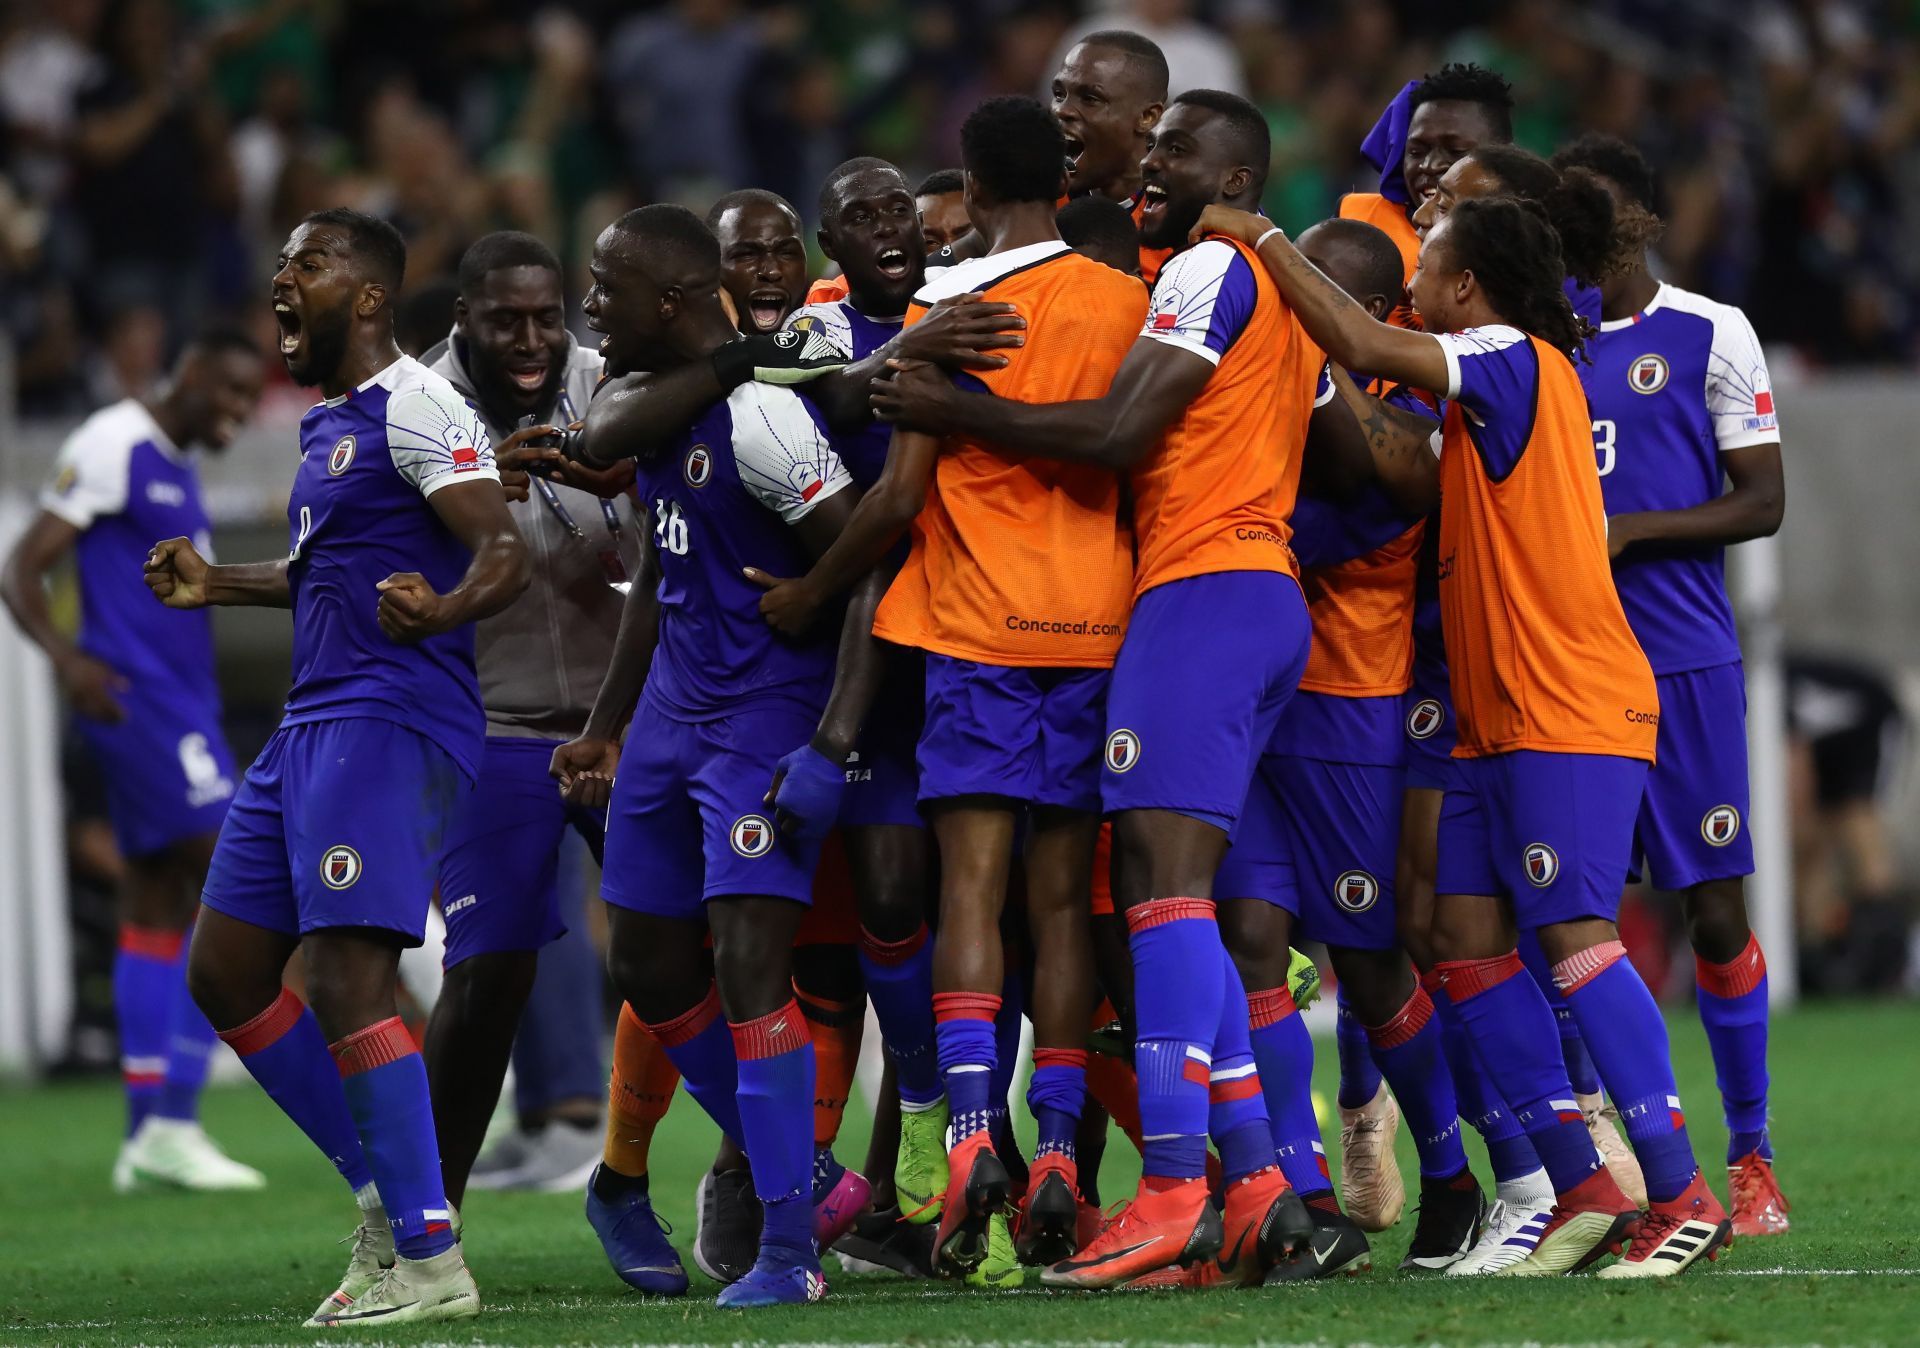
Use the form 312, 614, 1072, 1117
585, 1165, 690, 1296
714, 1246, 827, 1309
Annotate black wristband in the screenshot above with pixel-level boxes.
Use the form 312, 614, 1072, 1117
711, 338, 754, 391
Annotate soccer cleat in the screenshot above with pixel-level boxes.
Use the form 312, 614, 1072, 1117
811, 1149, 872, 1250
1728, 1153, 1790, 1237
933, 1131, 1008, 1277
1578, 1091, 1647, 1208
965, 1211, 1025, 1288
1449, 1179, 1555, 1276
1398, 1172, 1488, 1272
304, 1243, 478, 1326
1597, 1171, 1732, 1278
714, 1245, 827, 1308
1040, 1176, 1222, 1289
895, 1098, 950, 1226
1500, 1167, 1640, 1276
832, 1205, 937, 1278
584, 1167, 689, 1296
1263, 1194, 1372, 1282
469, 1122, 602, 1193
692, 1167, 760, 1286
1287, 946, 1323, 1010
1219, 1165, 1314, 1286
308, 1213, 395, 1322
1015, 1154, 1081, 1266
1337, 1083, 1405, 1232
117, 1118, 267, 1192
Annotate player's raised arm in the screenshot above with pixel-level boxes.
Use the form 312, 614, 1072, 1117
1327, 365, 1442, 514
802, 295, 1026, 431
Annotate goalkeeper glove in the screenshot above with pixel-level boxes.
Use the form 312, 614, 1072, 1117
712, 326, 849, 391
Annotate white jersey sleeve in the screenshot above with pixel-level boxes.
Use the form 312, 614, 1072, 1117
727, 383, 853, 523
386, 382, 498, 497
40, 405, 138, 528
1703, 301, 1779, 452
785, 302, 856, 361
1141, 239, 1260, 366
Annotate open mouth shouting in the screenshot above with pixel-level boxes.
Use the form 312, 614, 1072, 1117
875, 246, 912, 282
273, 297, 303, 362
1137, 179, 1169, 226
504, 359, 550, 393
744, 288, 790, 333
1062, 133, 1085, 179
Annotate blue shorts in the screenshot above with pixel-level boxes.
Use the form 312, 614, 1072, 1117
916, 654, 1107, 811
1402, 657, 1458, 794
202, 717, 469, 945
840, 648, 925, 829
601, 693, 824, 917
1102, 571, 1310, 829
76, 687, 237, 859
438, 736, 606, 968
1436, 749, 1648, 928
1635, 663, 1754, 890
1216, 754, 1404, 950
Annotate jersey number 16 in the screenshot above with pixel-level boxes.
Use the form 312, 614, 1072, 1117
1592, 419, 1617, 478
653, 498, 690, 556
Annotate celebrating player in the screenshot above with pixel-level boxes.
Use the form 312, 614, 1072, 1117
1555, 132, 1790, 1238
145, 208, 528, 1325
709, 189, 811, 336
3, 329, 265, 1194
1049, 30, 1172, 281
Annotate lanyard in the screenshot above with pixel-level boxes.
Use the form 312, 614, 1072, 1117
524, 389, 629, 591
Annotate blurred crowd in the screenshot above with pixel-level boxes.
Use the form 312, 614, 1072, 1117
3, 0, 1919, 419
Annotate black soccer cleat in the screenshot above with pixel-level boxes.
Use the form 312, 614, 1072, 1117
1399, 1171, 1489, 1273
1264, 1192, 1373, 1282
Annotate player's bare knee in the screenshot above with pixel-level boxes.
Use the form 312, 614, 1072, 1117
300, 932, 403, 1040
1429, 894, 1515, 964
1330, 946, 1415, 1023
1683, 878, 1751, 964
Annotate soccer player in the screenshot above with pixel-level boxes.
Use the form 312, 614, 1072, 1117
914, 169, 973, 254
1056, 194, 1145, 277
1555, 132, 1790, 1237
145, 208, 528, 1324
873, 90, 1323, 1290
2, 329, 265, 1193
1206, 193, 1734, 1277
414, 231, 683, 1285
709, 189, 811, 335
548, 203, 882, 1309
1050, 29, 1173, 281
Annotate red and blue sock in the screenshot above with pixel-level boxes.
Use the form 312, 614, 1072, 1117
1695, 933, 1771, 1162
1522, 931, 1598, 1094
1029, 1047, 1087, 1161
933, 990, 1000, 1143
643, 984, 743, 1147
1554, 941, 1699, 1202
1206, 947, 1271, 1186
1128, 898, 1223, 1180
115, 925, 184, 1135
858, 924, 943, 1107
216, 988, 372, 1191
332, 1018, 454, 1260
1433, 978, 1538, 1184
1364, 981, 1468, 1180
1334, 986, 1384, 1110
1247, 982, 1330, 1195
731, 1001, 816, 1255
1438, 952, 1600, 1196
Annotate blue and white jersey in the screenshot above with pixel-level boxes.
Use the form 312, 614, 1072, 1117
1140, 238, 1260, 363
785, 296, 902, 488
637, 380, 853, 722
283, 356, 497, 778
1582, 283, 1778, 674
41, 399, 220, 710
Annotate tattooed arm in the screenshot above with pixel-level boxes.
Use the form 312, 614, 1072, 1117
1330, 366, 1441, 515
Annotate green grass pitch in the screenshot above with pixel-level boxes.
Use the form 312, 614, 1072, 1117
3, 1001, 1915, 1346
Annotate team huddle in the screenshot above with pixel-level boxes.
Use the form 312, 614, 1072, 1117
9, 27, 1793, 1327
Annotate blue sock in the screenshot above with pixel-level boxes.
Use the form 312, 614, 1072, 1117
1438, 953, 1600, 1196
116, 925, 183, 1135
1028, 1048, 1087, 1161
645, 985, 744, 1146
1435, 987, 1538, 1185
1207, 947, 1272, 1186
731, 1000, 816, 1256
1128, 898, 1224, 1180
1335, 987, 1384, 1110
216, 989, 372, 1191
1364, 981, 1468, 1180
156, 944, 217, 1122
858, 924, 943, 1106
1695, 934, 1772, 1162
1522, 931, 1598, 1094
933, 990, 1000, 1142
332, 1018, 454, 1260
1555, 941, 1699, 1202
1247, 982, 1329, 1195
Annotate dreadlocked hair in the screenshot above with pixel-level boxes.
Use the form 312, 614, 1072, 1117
1459, 144, 1615, 286
1444, 196, 1593, 361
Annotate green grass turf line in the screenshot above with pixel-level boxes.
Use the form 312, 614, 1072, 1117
1, 1002, 1915, 1345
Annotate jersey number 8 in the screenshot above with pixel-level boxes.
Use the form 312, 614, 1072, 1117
653, 498, 690, 556
1592, 419, 1617, 477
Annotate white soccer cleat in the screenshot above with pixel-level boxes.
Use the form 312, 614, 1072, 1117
119, 1117, 267, 1192
1448, 1186, 1555, 1276
1595, 1172, 1731, 1279
305, 1242, 479, 1326
1338, 1083, 1405, 1232
308, 1212, 395, 1323
1577, 1091, 1646, 1208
